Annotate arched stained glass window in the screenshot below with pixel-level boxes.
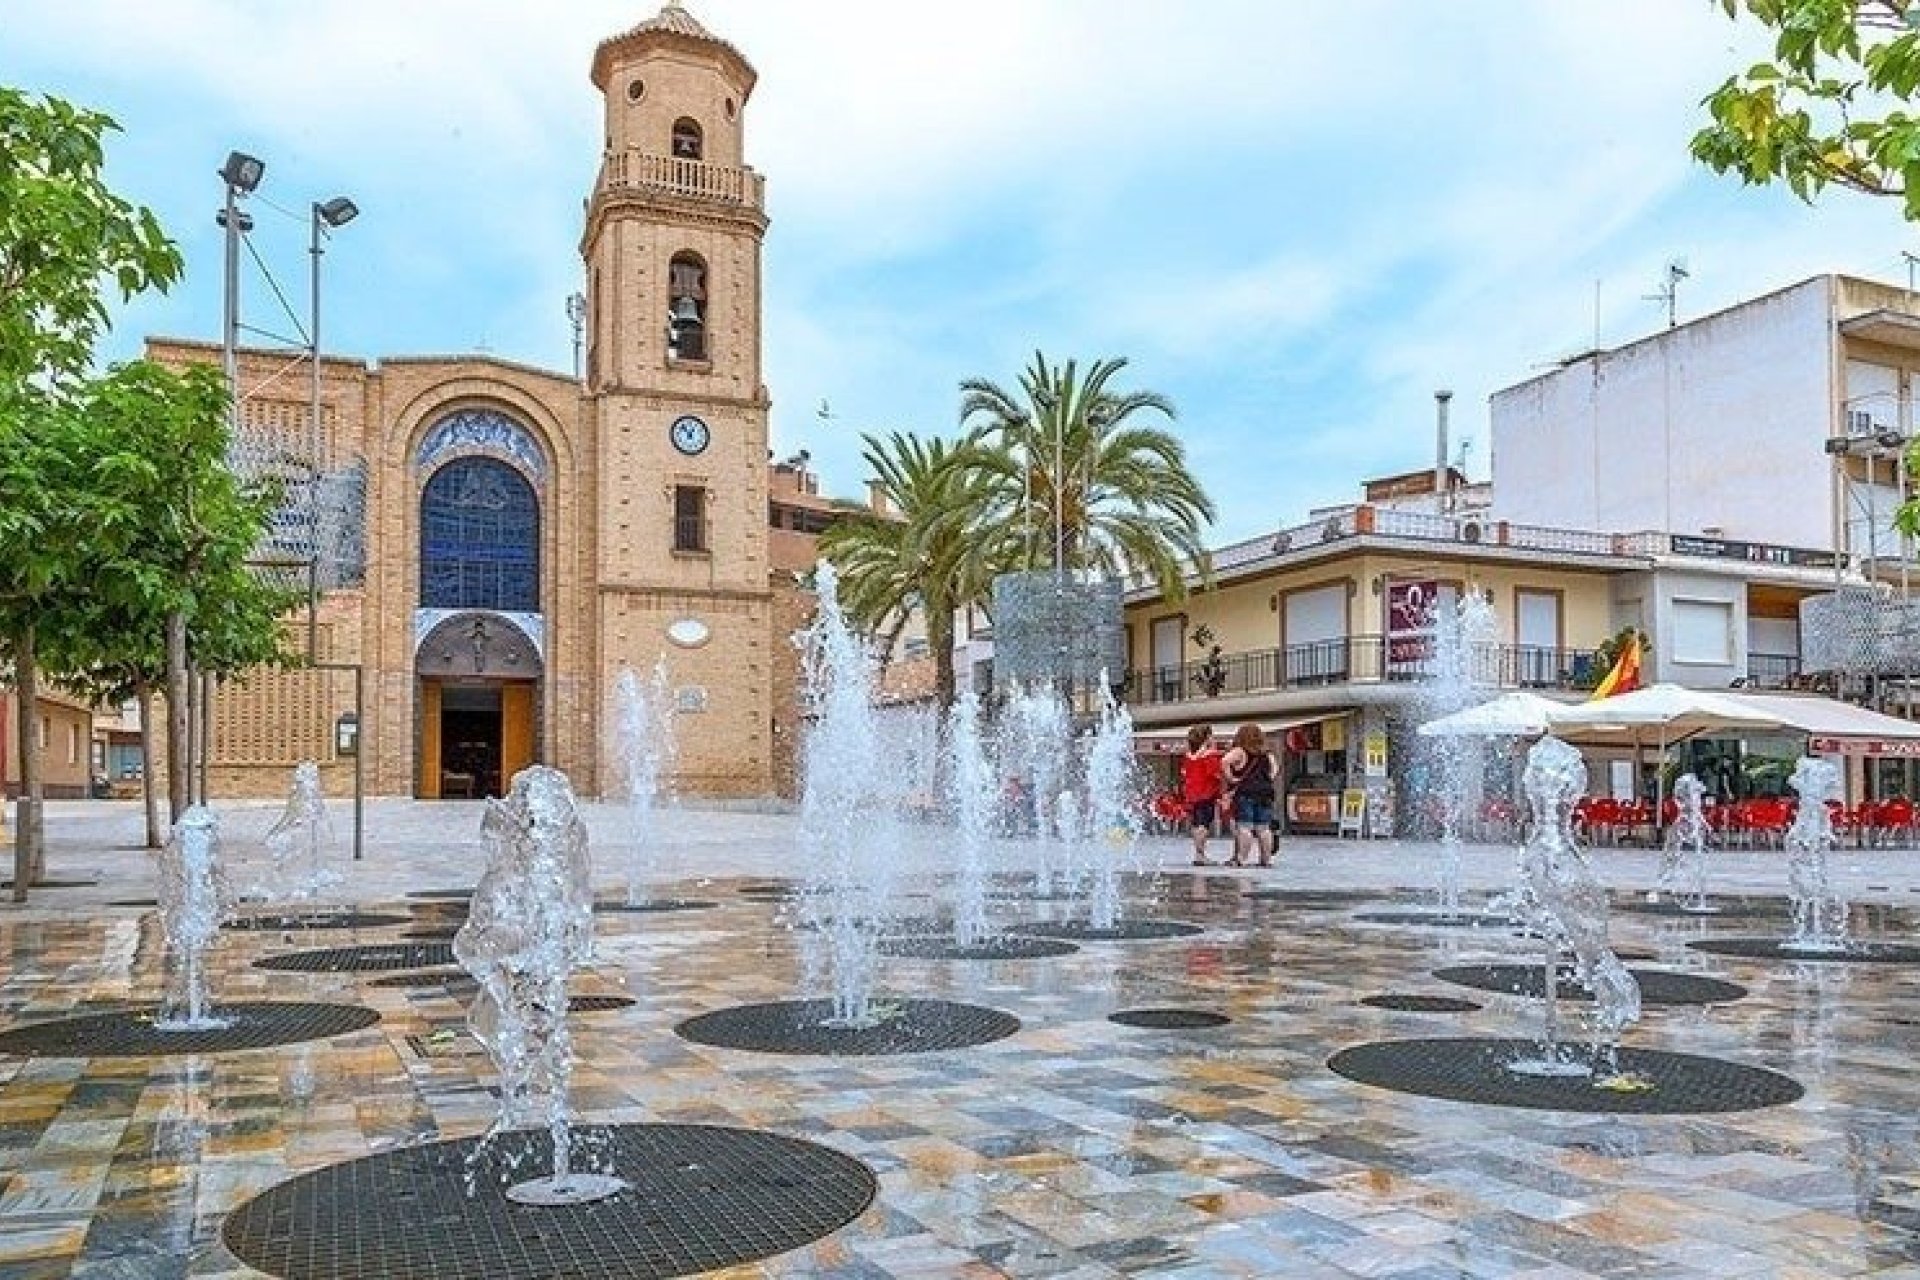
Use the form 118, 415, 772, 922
419, 458, 540, 611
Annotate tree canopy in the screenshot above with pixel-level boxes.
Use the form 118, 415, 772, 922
1694, 1, 1920, 219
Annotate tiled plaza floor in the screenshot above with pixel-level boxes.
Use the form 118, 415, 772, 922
5, 799, 1920, 1277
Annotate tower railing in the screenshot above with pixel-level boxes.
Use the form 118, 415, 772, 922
597, 150, 765, 207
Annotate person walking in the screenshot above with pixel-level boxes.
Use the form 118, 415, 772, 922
1223, 723, 1279, 867
1179, 724, 1225, 866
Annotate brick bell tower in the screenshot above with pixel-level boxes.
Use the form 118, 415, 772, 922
584, 4, 773, 796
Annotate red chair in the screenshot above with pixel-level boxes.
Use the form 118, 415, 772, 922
1749, 798, 1793, 848
1873, 797, 1916, 848
1825, 799, 1858, 847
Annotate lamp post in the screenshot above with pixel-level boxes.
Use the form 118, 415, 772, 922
217, 152, 265, 436
308, 194, 357, 638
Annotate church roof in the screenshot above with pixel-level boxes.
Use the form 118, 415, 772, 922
592, 3, 757, 95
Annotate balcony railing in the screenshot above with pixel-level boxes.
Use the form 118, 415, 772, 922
597, 149, 766, 208
1125, 636, 1598, 707
1745, 652, 1802, 690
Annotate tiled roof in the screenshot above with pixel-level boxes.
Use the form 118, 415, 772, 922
593, 3, 756, 92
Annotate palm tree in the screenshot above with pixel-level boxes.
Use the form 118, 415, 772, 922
816, 430, 992, 709
957, 352, 1214, 598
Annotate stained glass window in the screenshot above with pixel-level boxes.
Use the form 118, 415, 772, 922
419, 458, 540, 611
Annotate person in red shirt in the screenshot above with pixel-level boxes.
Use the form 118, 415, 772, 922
1180, 724, 1225, 866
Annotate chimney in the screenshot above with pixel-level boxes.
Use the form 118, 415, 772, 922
1434, 389, 1453, 515
867, 480, 888, 515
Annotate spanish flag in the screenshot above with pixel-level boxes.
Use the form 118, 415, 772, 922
1588, 633, 1642, 701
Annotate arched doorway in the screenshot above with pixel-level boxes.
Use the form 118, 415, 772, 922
415, 612, 541, 798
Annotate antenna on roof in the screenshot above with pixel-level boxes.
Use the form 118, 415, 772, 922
1644, 258, 1689, 329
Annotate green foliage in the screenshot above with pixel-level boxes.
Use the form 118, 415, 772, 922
1189, 624, 1227, 697
957, 352, 1216, 601
1694, 1, 1920, 219
0, 89, 182, 390
1576, 626, 1653, 689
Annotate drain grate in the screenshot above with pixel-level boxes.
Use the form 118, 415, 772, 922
0, 879, 96, 889
569, 995, 636, 1013
225, 912, 410, 931
406, 889, 473, 901
1244, 889, 1389, 906
256, 943, 456, 973
1688, 937, 1920, 964
1108, 1008, 1230, 1030
593, 899, 719, 914
107, 898, 158, 908
1361, 993, 1483, 1013
1349, 910, 1517, 929
676, 997, 1018, 1056
220, 1122, 877, 1280
1614, 898, 1787, 918
1328, 1037, 1803, 1114
876, 936, 1080, 961
367, 970, 474, 989
401, 926, 462, 941
0, 1001, 379, 1058
1433, 964, 1746, 1006
1013, 920, 1203, 942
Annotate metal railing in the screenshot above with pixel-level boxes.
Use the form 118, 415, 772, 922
673, 515, 709, 554
1126, 636, 1598, 707
598, 150, 766, 207
1745, 652, 1802, 689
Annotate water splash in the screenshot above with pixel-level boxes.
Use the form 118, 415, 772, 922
795, 561, 895, 1029
999, 683, 1071, 891
1656, 772, 1714, 911
1509, 736, 1641, 1080
454, 766, 623, 1205
946, 687, 996, 948
154, 805, 231, 1031
1084, 680, 1138, 930
1786, 756, 1850, 952
1417, 591, 1499, 910
254, 761, 340, 902
611, 659, 677, 906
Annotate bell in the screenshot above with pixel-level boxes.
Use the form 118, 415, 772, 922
669, 296, 701, 325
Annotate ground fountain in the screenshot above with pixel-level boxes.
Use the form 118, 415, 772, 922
155, 805, 231, 1031
253, 761, 340, 903
1655, 772, 1715, 912
1083, 680, 1137, 931
454, 765, 623, 1206
611, 659, 677, 905
1508, 735, 1641, 1080
1785, 756, 1849, 952
998, 682, 1072, 894
1417, 590, 1499, 913
945, 686, 996, 948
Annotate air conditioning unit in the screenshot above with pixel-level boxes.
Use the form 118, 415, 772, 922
1460, 519, 1485, 544
1847, 408, 1878, 437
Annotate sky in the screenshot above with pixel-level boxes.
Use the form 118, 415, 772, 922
9, 0, 1919, 549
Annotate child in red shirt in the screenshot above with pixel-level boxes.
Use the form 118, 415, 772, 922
1180, 724, 1225, 866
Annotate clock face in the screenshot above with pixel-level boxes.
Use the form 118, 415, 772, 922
670, 414, 710, 456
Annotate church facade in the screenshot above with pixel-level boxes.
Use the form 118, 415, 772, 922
151, 5, 797, 801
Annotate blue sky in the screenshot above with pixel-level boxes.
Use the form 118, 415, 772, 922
10, 1, 1918, 546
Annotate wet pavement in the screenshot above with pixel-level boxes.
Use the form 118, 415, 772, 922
4, 799, 1920, 1277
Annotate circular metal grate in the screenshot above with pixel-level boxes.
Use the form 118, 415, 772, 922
1244, 889, 1391, 906
1361, 993, 1483, 1013
676, 997, 1019, 1056
735, 882, 799, 899
876, 937, 1080, 961
1433, 964, 1746, 1006
401, 926, 462, 941
255, 943, 456, 973
225, 912, 410, 932
1688, 937, 1920, 964
367, 970, 474, 989
593, 899, 719, 914
220, 1122, 877, 1280
1013, 920, 1203, 942
1328, 1037, 1803, 1114
407, 889, 473, 900
1349, 911, 1518, 929
1613, 898, 1787, 918
0, 878, 96, 889
1108, 1008, 1230, 1030
568, 995, 636, 1013
0, 1001, 379, 1058
107, 898, 158, 908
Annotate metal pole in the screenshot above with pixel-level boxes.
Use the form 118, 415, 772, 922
353, 664, 364, 861
222, 184, 241, 436
309, 206, 323, 662
198, 671, 214, 804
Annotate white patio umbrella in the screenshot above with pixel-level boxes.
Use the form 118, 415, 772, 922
1417, 691, 1575, 738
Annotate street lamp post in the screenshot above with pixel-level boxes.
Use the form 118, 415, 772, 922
308, 195, 358, 642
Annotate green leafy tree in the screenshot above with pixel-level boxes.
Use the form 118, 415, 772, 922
817, 431, 993, 710
0, 89, 182, 897
1694, 1, 1920, 218
957, 352, 1215, 599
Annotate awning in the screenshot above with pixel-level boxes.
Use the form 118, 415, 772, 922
1133, 710, 1352, 754
1720, 691, 1920, 753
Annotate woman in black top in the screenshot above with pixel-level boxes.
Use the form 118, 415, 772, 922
1222, 723, 1279, 867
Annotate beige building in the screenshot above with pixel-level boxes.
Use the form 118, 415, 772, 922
149, 4, 819, 802
2, 690, 97, 802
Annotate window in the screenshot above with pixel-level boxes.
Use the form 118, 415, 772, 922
1283, 582, 1350, 684
667, 252, 708, 362
68, 724, 79, 766
1514, 588, 1562, 687
1672, 598, 1734, 665
671, 116, 703, 159
419, 457, 541, 611
674, 485, 708, 553
1150, 615, 1185, 702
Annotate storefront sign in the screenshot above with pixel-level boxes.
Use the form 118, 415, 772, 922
1338, 788, 1367, 837
1669, 534, 1837, 569
1810, 735, 1920, 757
1363, 730, 1388, 777
1387, 579, 1437, 663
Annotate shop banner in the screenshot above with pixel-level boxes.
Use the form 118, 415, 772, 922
1387, 579, 1438, 663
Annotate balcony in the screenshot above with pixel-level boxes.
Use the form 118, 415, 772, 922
596, 149, 766, 209
1125, 636, 1598, 708
1744, 652, 1802, 690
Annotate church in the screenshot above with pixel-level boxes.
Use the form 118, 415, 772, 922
149, 5, 820, 802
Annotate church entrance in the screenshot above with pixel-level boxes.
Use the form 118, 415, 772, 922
414, 611, 543, 799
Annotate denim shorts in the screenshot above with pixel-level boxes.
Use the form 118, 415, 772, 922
1234, 796, 1274, 825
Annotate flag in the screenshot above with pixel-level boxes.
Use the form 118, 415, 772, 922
1588, 633, 1642, 701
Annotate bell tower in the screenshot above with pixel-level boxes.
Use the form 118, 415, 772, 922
584, 3, 772, 796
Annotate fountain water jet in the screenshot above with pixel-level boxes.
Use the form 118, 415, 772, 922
611, 660, 677, 905
455, 765, 624, 1206
254, 761, 340, 902
1508, 736, 1641, 1080
999, 683, 1071, 891
1416, 590, 1499, 911
1785, 756, 1850, 952
1083, 680, 1138, 931
1656, 772, 1716, 912
946, 687, 996, 948
155, 805, 231, 1031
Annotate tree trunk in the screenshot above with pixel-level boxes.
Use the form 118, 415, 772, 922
13, 621, 41, 901
135, 673, 162, 849
166, 610, 189, 821
930, 604, 957, 712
